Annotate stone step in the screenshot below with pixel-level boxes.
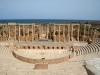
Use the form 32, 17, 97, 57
34, 63, 48, 70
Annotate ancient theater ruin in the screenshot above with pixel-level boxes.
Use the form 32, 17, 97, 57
0, 23, 100, 75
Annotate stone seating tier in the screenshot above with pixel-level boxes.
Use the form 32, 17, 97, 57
75, 38, 100, 56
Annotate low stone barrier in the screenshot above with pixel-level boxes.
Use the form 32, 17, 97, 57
12, 51, 74, 64
13, 45, 72, 50
0, 36, 7, 41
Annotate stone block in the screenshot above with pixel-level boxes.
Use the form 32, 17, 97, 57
34, 64, 48, 70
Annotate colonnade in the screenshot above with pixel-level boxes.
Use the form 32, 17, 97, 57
53, 24, 80, 42
17, 23, 35, 42
0, 23, 94, 42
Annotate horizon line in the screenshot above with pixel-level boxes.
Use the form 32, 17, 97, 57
0, 19, 100, 21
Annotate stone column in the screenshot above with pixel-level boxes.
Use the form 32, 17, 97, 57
5, 25, 7, 41
2, 25, 4, 41
83, 25, 86, 41
46, 24, 48, 39
63, 25, 65, 42
84, 25, 86, 36
23, 25, 25, 36
27, 25, 29, 42
37, 25, 39, 40
8, 25, 10, 40
33, 24, 35, 41
26, 25, 29, 42
94, 29, 97, 38
53, 24, 56, 42
2, 25, 4, 36
88, 26, 89, 37
32, 24, 33, 42
15, 25, 16, 41
41, 24, 43, 39
90, 29, 93, 40
27, 25, 29, 41
71, 24, 73, 41
36, 25, 38, 40
77, 25, 80, 41
49, 25, 51, 40
58, 25, 60, 42
24, 25, 27, 42
67, 24, 70, 41
18, 24, 20, 42
38, 24, 41, 39
48, 25, 49, 39
88, 25, 90, 38
41, 25, 43, 39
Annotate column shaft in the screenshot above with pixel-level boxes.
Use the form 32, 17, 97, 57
32, 24, 33, 42
83, 25, 86, 41
71, 24, 73, 41
53, 24, 55, 42
63, 25, 65, 42
18, 24, 20, 42
67, 25, 70, 41
39, 24, 41, 39
23, 25, 25, 36
49, 25, 51, 40
77, 25, 80, 41
2, 25, 4, 36
33, 24, 35, 41
28, 26, 29, 36
88, 26, 90, 37
46, 24, 48, 39
15, 25, 16, 41
58, 25, 60, 42
8, 25, 10, 39
84, 25, 86, 36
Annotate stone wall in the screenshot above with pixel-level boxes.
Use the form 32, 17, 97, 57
13, 45, 82, 50
0, 23, 96, 42
12, 51, 74, 64
0, 36, 7, 41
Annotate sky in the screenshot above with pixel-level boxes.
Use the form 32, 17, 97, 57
0, 0, 100, 20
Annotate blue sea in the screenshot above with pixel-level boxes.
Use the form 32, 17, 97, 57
0, 19, 99, 23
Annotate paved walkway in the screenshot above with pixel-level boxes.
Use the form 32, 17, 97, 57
0, 40, 88, 46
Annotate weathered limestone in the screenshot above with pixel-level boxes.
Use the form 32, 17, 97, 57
23, 25, 25, 36
46, 24, 49, 39
18, 24, 20, 42
84, 25, 86, 36
71, 24, 73, 41
67, 24, 70, 41
32, 24, 33, 41
2, 25, 4, 36
58, 25, 60, 42
77, 25, 80, 41
87, 24, 91, 37
85, 58, 100, 75
38, 24, 41, 39
0, 23, 94, 42
15, 25, 16, 41
63, 25, 65, 42
53, 24, 56, 42
8, 25, 10, 40
33, 24, 35, 41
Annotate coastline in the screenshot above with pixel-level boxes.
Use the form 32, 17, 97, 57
0, 19, 100, 23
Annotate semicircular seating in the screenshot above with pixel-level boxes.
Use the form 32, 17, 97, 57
75, 38, 100, 56
0, 45, 12, 54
